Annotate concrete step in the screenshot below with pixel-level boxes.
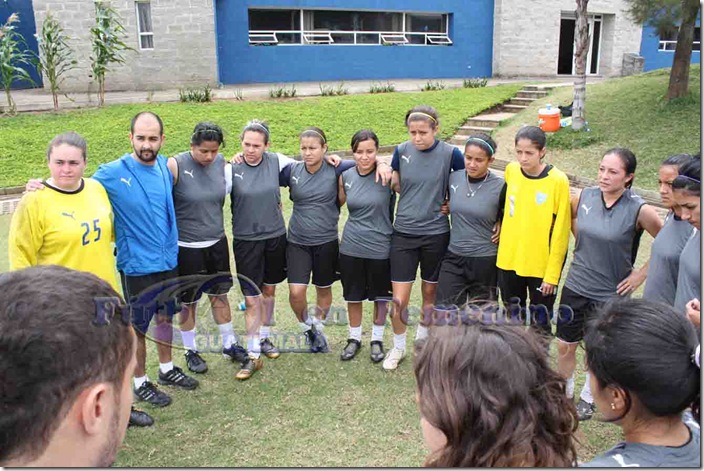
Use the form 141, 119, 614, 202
516, 90, 548, 99
464, 118, 501, 129
508, 97, 536, 106
456, 125, 496, 136
501, 104, 528, 113
523, 85, 554, 92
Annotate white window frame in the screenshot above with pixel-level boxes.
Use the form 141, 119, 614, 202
658, 26, 701, 52
135, 1, 154, 51
247, 9, 451, 47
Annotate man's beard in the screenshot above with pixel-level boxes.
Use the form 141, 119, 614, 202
95, 405, 124, 467
134, 146, 160, 163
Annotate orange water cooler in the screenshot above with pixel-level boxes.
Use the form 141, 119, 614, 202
538, 105, 561, 132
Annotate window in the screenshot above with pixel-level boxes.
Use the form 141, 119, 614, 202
135, 1, 153, 50
659, 26, 700, 52
247, 9, 450, 46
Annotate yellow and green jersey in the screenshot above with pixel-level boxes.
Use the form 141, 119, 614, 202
9, 178, 119, 291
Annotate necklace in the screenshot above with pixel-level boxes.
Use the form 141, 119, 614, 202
466, 172, 489, 198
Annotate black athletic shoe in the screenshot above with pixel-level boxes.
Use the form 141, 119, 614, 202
185, 350, 208, 374
576, 399, 596, 421
340, 339, 361, 361
304, 326, 329, 353
134, 381, 172, 407
128, 406, 154, 427
260, 338, 281, 359
370, 340, 385, 363
157, 366, 199, 390
222, 344, 249, 363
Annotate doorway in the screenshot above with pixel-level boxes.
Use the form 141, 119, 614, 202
557, 14, 602, 75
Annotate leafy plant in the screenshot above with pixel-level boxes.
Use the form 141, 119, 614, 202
89, 1, 133, 107
463, 78, 488, 88
0, 13, 36, 114
178, 84, 212, 103
269, 84, 297, 98
36, 11, 77, 112
368, 81, 396, 93
319, 82, 348, 96
420, 80, 446, 91
233, 87, 244, 101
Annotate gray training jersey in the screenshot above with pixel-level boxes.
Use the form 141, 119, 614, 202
230, 152, 286, 241
582, 419, 700, 467
340, 167, 395, 259
643, 212, 694, 305
447, 170, 504, 257
393, 140, 456, 235
674, 229, 700, 313
565, 187, 645, 302
287, 160, 340, 246
173, 152, 226, 243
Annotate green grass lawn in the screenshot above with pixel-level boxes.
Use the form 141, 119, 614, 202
0, 85, 521, 188
491, 66, 701, 191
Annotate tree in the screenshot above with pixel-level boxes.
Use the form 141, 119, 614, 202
572, 0, 590, 131
626, 0, 701, 100
0, 13, 36, 114
90, 1, 132, 107
36, 11, 77, 112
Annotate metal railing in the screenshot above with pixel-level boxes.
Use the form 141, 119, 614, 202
248, 30, 452, 46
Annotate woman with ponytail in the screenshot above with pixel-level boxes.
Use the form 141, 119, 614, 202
583, 298, 700, 467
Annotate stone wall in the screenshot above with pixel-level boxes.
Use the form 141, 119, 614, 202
32, 0, 218, 92
493, 0, 643, 77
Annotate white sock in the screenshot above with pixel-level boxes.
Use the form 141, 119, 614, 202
580, 372, 594, 403
393, 333, 407, 351
299, 321, 312, 332
218, 322, 236, 349
247, 334, 261, 358
133, 375, 148, 389
159, 362, 174, 374
415, 325, 429, 341
566, 374, 575, 399
349, 325, 362, 342
180, 328, 197, 351
260, 325, 270, 340
312, 317, 324, 331
371, 324, 385, 343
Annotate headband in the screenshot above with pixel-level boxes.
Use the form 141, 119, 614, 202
244, 121, 270, 137
407, 112, 437, 124
302, 129, 327, 143
677, 175, 701, 184
693, 345, 701, 369
465, 137, 495, 156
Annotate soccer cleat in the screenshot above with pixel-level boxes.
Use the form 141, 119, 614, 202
260, 338, 281, 359
134, 381, 172, 407
370, 340, 385, 363
222, 343, 249, 363
576, 399, 596, 421
184, 350, 208, 374
304, 326, 329, 353
235, 356, 263, 380
157, 366, 199, 390
128, 406, 154, 427
382, 347, 406, 371
340, 339, 362, 361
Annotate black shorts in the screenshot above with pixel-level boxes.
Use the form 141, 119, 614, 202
120, 268, 180, 334
436, 252, 498, 308
233, 234, 287, 297
339, 254, 392, 302
555, 286, 602, 343
177, 236, 233, 302
286, 239, 339, 287
497, 269, 556, 337
390, 231, 450, 283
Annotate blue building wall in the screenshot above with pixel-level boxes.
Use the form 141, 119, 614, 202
215, 0, 493, 84
0, 0, 42, 89
640, 17, 700, 72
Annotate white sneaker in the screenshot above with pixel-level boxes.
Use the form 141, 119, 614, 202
382, 347, 406, 370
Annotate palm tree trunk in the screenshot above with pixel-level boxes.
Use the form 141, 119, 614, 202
667, 0, 700, 100
572, 0, 590, 131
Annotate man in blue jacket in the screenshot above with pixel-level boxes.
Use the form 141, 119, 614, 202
93, 112, 199, 422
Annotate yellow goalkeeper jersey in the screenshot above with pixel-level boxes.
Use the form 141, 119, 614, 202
9, 178, 119, 291
496, 162, 571, 286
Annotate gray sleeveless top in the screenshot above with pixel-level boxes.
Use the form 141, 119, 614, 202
173, 152, 226, 243
643, 212, 694, 305
565, 187, 645, 301
288, 161, 340, 246
674, 230, 701, 314
230, 151, 286, 241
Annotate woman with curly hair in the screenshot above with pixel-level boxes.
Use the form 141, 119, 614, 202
413, 320, 578, 467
